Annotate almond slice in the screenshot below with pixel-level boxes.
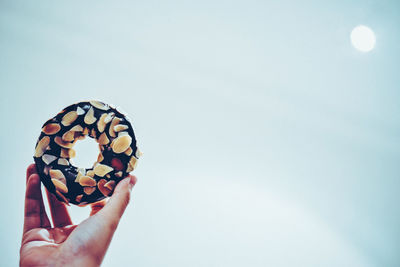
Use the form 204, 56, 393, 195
127, 156, 138, 172
84, 187, 96, 195
54, 136, 74, 149
97, 179, 112, 196
114, 124, 128, 132
58, 158, 69, 166
96, 153, 104, 163
115, 171, 123, 178
84, 107, 96, 125
94, 164, 114, 177
52, 178, 68, 193
109, 117, 121, 138
118, 131, 129, 137
79, 176, 97, 187
86, 170, 95, 177
75, 169, 84, 183
42, 123, 61, 135
104, 112, 114, 124
62, 131, 75, 142
62, 111, 78, 126
60, 148, 75, 158
135, 148, 142, 159
90, 100, 109, 110
111, 135, 132, 154
124, 147, 133, 156
42, 154, 57, 165
70, 125, 84, 132
34, 136, 50, 157
90, 128, 97, 138
97, 132, 110, 145
104, 180, 116, 190
75, 194, 83, 203
50, 169, 66, 181
97, 113, 109, 133
77, 106, 85, 115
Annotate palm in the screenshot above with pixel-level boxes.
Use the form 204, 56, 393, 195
20, 226, 75, 266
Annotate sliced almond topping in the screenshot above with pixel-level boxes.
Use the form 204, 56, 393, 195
97, 179, 112, 196
62, 111, 78, 126
69, 148, 76, 158
50, 169, 66, 181
76, 135, 85, 141
90, 100, 109, 111
84, 107, 96, 125
84, 187, 96, 195
75, 194, 83, 202
94, 164, 114, 177
104, 180, 116, 190
79, 176, 97, 187
118, 131, 129, 137
127, 156, 138, 172
42, 123, 61, 135
52, 178, 68, 193
109, 117, 121, 138
55, 136, 74, 149
56, 190, 70, 204
115, 171, 123, 178
83, 127, 89, 135
97, 132, 110, 145
42, 154, 57, 165
75, 169, 84, 182
97, 153, 104, 163
34, 136, 50, 157
114, 124, 128, 132
86, 170, 95, 177
104, 112, 114, 124
135, 148, 143, 159
60, 148, 75, 158
70, 125, 84, 132
90, 128, 97, 138
97, 113, 109, 133
77, 106, 85, 115
62, 131, 75, 142
106, 174, 111, 179
44, 166, 51, 175
124, 147, 133, 156
58, 158, 69, 166
111, 135, 132, 154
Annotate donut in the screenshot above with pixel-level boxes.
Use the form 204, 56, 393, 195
33, 100, 141, 205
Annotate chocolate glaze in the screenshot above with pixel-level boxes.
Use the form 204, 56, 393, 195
33, 101, 139, 205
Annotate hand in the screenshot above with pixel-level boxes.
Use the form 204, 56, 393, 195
20, 164, 137, 267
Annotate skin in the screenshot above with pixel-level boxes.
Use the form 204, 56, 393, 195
20, 164, 137, 267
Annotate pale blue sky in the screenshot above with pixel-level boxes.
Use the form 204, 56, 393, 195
1, 0, 399, 266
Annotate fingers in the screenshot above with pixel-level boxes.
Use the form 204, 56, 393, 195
23, 174, 51, 234
26, 164, 37, 184
97, 175, 137, 228
62, 176, 137, 261
90, 199, 107, 216
46, 189, 73, 227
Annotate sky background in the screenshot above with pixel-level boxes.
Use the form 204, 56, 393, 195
1, 0, 399, 266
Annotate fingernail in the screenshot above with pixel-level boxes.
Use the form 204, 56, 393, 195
128, 176, 137, 191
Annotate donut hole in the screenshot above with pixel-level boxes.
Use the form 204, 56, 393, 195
70, 136, 100, 169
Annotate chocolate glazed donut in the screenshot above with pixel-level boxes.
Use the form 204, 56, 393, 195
33, 101, 141, 205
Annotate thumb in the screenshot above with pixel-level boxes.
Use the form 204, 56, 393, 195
97, 175, 137, 229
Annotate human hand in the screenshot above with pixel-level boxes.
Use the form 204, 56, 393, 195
20, 164, 137, 267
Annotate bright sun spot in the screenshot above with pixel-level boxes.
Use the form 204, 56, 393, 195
350, 25, 376, 52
